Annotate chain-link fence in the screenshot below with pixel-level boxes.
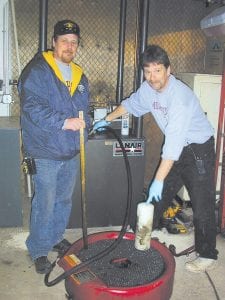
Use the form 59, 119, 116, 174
9, 0, 216, 116
0, 0, 222, 231
148, 1, 207, 74
8, 0, 221, 185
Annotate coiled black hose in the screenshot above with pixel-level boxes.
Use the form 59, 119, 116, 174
44, 126, 133, 287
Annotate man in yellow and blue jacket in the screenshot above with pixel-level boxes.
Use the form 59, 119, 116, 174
18, 20, 90, 274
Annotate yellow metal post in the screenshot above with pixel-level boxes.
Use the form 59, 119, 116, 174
79, 111, 88, 248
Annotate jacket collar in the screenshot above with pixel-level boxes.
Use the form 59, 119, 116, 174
42, 50, 83, 96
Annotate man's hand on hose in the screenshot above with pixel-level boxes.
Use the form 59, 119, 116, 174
146, 179, 164, 203
93, 119, 111, 132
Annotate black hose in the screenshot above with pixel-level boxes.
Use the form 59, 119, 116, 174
44, 126, 133, 286
205, 271, 221, 300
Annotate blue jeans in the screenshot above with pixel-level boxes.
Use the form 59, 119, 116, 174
26, 156, 79, 260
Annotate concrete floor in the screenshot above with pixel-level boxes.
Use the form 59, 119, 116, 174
0, 198, 225, 299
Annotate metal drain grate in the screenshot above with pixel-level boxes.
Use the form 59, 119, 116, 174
78, 239, 165, 287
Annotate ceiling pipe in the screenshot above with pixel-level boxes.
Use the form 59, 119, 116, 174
39, 0, 48, 52
116, 0, 127, 103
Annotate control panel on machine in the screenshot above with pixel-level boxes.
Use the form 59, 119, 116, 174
91, 102, 130, 133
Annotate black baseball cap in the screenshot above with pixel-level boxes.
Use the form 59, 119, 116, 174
53, 20, 80, 38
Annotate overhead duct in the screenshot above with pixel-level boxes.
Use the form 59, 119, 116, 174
200, 6, 225, 36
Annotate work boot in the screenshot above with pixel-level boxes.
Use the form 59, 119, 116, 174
34, 256, 52, 274
185, 257, 217, 273
52, 239, 72, 256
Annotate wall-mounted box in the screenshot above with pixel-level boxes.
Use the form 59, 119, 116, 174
0, 117, 23, 227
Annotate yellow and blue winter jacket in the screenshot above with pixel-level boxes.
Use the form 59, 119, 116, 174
18, 50, 90, 160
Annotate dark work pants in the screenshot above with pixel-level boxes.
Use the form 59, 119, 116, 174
153, 137, 218, 259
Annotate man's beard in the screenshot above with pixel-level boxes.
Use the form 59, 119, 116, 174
61, 51, 74, 64
148, 81, 161, 91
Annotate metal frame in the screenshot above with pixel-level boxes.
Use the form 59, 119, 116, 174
215, 69, 225, 234
0, 0, 12, 116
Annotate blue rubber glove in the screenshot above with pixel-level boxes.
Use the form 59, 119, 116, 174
146, 179, 164, 203
93, 119, 111, 132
